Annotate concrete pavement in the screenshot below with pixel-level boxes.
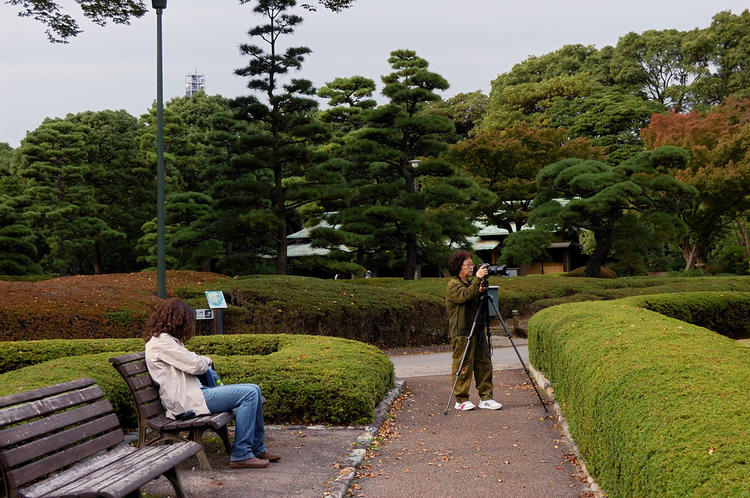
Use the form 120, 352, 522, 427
388, 336, 529, 378
141, 340, 600, 497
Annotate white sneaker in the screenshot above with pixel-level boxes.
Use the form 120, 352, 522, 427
478, 399, 503, 410
454, 400, 476, 411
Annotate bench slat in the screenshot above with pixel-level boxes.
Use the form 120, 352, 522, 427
0, 386, 103, 428
129, 373, 155, 391
7, 429, 124, 490
0, 399, 112, 448
0, 378, 95, 410
18, 443, 136, 498
53, 442, 200, 498
107, 351, 144, 367
133, 386, 160, 405
141, 400, 165, 419
3, 412, 121, 468
118, 359, 148, 378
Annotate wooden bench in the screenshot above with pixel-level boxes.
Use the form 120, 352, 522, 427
0, 377, 200, 498
109, 351, 235, 471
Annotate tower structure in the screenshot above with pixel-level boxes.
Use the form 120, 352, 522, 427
185, 72, 206, 96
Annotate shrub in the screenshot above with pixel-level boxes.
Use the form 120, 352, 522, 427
623, 292, 750, 339
4, 272, 750, 346
0, 334, 393, 427
0, 271, 227, 341
0, 338, 142, 374
528, 295, 750, 496
179, 275, 448, 347
563, 266, 617, 278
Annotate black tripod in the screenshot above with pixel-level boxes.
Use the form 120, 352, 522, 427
443, 286, 548, 415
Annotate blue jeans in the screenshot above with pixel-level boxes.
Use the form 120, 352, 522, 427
201, 383, 266, 461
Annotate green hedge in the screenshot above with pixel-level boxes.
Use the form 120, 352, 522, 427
528, 294, 750, 496
348, 275, 750, 317
179, 276, 448, 347
0, 334, 394, 427
622, 291, 750, 339
4, 273, 750, 346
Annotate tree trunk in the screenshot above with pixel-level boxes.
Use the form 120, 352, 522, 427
403, 231, 417, 280
738, 216, 750, 260
274, 158, 286, 275
681, 238, 698, 271
92, 240, 102, 275
584, 230, 612, 277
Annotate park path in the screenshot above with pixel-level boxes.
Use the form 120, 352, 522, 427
348, 348, 598, 497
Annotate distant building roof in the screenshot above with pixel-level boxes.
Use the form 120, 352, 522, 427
472, 239, 501, 251
288, 218, 338, 240
287, 242, 350, 258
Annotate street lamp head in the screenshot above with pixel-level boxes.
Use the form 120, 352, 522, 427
152, 0, 167, 9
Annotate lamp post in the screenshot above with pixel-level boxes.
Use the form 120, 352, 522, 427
153, 0, 167, 298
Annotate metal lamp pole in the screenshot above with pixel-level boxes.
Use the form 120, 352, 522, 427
153, 0, 167, 298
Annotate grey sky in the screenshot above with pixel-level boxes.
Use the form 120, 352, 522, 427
1, 0, 749, 147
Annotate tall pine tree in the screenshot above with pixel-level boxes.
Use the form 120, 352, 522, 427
18, 118, 124, 275
320, 50, 491, 279
233, 0, 331, 274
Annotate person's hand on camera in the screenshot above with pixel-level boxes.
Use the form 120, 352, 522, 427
475, 265, 489, 279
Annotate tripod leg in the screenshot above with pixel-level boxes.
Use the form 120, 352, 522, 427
486, 296, 548, 413
443, 297, 485, 415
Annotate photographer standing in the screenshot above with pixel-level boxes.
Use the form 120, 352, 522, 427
445, 251, 503, 411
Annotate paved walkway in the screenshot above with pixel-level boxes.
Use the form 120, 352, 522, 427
141, 342, 599, 497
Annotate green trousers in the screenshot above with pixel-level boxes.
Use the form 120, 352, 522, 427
450, 333, 494, 402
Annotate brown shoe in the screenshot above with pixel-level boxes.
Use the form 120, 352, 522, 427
256, 451, 281, 462
229, 457, 269, 468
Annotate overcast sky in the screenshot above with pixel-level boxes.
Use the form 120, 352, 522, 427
1, 0, 749, 147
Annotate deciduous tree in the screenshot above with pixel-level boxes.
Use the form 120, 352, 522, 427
9, 0, 356, 43
448, 123, 604, 235
641, 97, 750, 268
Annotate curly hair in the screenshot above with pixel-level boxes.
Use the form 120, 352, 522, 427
448, 251, 473, 276
143, 298, 196, 342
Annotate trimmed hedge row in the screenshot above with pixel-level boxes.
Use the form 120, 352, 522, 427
0, 334, 394, 427
351, 275, 750, 317
528, 294, 750, 496
178, 276, 448, 347
0, 271, 227, 341
622, 291, 750, 339
3, 272, 750, 346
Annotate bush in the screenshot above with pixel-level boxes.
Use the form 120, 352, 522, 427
623, 292, 750, 339
528, 294, 750, 496
0, 338, 143, 374
179, 275, 448, 347
563, 266, 618, 278
4, 272, 750, 346
0, 271, 227, 341
709, 245, 749, 275
0, 334, 394, 427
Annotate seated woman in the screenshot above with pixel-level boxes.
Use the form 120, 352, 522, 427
143, 298, 280, 469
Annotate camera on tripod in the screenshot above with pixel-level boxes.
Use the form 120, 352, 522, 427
479, 263, 508, 276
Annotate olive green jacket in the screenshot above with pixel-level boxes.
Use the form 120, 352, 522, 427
445, 276, 482, 337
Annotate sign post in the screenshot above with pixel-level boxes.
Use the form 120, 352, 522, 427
204, 291, 227, 334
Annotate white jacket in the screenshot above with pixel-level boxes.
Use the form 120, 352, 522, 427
145, 333, 211, 419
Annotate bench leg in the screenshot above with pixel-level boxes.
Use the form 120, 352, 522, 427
188, 429, 212, 471
216, 425, 233, 455
163, 467, 189, 498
